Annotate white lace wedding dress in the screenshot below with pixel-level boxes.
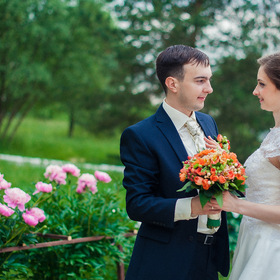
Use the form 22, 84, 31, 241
229, 127, 280, 280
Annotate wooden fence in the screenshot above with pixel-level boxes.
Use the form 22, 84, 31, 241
0, 231, 137, 280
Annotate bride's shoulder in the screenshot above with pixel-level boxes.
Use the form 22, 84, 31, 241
260, 127, 280, 158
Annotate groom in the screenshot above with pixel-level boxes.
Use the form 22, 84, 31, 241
120, 45, 230, 280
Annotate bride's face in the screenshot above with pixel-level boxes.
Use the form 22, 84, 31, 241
253, 66, 280, 113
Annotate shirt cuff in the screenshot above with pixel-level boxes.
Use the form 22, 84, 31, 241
174, 198, 198, 221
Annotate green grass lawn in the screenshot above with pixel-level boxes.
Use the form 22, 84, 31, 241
0, 116, 126, 206
0, 117, 122, 165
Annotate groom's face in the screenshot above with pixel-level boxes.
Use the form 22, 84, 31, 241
174, 63, 213, 116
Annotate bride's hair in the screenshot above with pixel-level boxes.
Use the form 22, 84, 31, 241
257, 52, 280, 90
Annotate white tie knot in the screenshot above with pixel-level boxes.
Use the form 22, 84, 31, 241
184, 118, 205, 152
184, 119, 201, 137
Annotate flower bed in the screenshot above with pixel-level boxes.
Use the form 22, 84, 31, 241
0, 164, 135, 279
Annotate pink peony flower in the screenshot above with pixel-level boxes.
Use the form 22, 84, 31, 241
77, 173, 97, 194
22, 213, 38, 226
0, 179, 12, 190
94, 171, 112, 183
26, 207, 46, 222
89, 185, 98, 194
62, 164, 80, 177
4, 188, 31, 211
33, 181, 53, 195
0, 203, 15, 217
44, 165, 67, 185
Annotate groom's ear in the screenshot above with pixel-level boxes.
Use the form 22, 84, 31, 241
165, 76, 178, 93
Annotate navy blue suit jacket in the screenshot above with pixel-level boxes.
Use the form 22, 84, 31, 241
120, 104, 230, 280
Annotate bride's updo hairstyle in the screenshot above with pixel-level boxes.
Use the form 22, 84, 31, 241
257, 52, 280, 90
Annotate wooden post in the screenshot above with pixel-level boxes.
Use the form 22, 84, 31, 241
117, 245, 125, 280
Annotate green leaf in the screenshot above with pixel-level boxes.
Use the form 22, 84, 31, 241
238, 184, 248, 192
177, 181, 192, 192
214, 192, 223, 208
230, 190, 241, 197
203, 189, 215, 198
216, 183, 224, 191
199, 192, 211, 208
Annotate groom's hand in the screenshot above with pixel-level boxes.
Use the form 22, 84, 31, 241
191, 195, 222, 217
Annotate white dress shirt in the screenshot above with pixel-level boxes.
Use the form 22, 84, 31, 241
162, 100, 220, 234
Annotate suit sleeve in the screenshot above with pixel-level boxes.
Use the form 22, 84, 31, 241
120, 126, 177, 229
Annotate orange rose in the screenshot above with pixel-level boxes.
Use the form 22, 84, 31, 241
210, 174, 219, 182
240, 168, 246, 175
218, 176, 226, 184
227, 140, 231, 150
227, 171, 235, 180
199, 149, 213, 157
236, 174, 246, 183
217, 134, 223, 142
202, 179, 210, 190
197, 158, 206, 165
195, 167, 206, 176
179, 172, 187, 182
210, 167, 216, 175
211, 155, 219, 165
229, 152, 238, 163
180, 167, 187, 174
194, 176, 203, 185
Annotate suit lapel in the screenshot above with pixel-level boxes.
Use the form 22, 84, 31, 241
155, 105, 188, 163
155, 106, 217, 163
196, 115, 209, 136
196, 113, 215, 138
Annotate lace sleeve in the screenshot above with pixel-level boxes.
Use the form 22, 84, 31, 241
260, 128, 280, 158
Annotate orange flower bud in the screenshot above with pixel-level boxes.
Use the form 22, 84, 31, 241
217, 134, 223, 142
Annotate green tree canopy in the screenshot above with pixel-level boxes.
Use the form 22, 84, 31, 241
0, 0, 125, 139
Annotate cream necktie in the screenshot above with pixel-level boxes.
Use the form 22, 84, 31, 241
184, 119, 205, 152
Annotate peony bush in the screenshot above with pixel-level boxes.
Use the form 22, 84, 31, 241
0, 164, 135, 279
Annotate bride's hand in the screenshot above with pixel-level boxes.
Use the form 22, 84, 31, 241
204, 136, 221, 150
211, 191, 240, 213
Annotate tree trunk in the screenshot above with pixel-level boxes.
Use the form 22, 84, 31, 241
7, 96, 37, 143
0, 56, 7, 130
0, 95, 29, 140
68, 108, 75, 138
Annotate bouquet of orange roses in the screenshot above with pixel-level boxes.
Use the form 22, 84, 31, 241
178, 134, 247, 228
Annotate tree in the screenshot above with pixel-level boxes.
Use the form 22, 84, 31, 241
50, 0, 124, 137
0, 0, 125, 140
0, 0, 69, 141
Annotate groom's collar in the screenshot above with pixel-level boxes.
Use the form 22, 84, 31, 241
162, 99, 197, 131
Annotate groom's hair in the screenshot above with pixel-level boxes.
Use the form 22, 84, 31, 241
156, 45, 210, 93
258, 52, 280, 90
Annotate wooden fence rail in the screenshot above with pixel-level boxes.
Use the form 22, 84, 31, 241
0, 231, 137, 280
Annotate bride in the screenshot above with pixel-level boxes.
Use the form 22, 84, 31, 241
207, 52, 280, 280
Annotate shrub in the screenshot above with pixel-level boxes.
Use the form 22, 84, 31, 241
0, 165, 135, 279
